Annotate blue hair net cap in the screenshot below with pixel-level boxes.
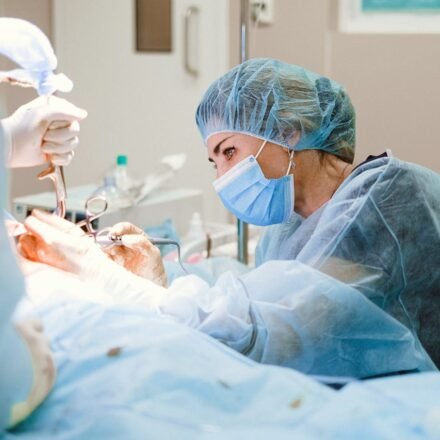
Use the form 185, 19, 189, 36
196, 58, 356, 163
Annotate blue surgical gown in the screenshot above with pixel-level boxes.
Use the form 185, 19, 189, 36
256, 155, 440, 367
158, 155, 438, 378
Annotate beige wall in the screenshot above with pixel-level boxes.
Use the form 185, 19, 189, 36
230, 0, 440, 171
3, 0, 440, 208
0, 0, 53, 205
52, 0, 231, 224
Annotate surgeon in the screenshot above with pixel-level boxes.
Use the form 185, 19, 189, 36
0, 96, 87, 430
20, 58, 440, 378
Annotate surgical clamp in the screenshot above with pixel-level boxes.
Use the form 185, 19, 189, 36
37, 108, 69, 218
77, 195, 189, 275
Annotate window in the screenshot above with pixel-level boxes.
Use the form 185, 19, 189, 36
339, 0, 440, 33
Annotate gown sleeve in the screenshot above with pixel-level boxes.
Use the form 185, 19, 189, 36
0, 122, 33, 431
157, 259, 432, 378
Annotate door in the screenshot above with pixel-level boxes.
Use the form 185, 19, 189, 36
52, 0, 231, 223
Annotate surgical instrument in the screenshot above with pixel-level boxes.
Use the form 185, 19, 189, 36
37, 161, 67, 218
36, 103, 69, 218
77, 195, 189, 275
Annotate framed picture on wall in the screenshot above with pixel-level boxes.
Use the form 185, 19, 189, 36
339, 0, 440, 33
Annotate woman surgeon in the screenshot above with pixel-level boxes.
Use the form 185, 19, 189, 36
20, 58, 440, 378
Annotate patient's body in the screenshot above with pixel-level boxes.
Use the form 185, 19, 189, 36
6, 217, 117, 316
5, 220, 337, 439
18, 257, 114, 311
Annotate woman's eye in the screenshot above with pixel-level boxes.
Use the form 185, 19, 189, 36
223, 147, 235, 160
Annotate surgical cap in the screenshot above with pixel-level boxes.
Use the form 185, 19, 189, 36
196, 58, 356, 163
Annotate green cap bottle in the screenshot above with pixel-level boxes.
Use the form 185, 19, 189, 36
117, 155, 127, 166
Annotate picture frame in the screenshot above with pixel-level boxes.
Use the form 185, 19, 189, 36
339, 0, 440, 33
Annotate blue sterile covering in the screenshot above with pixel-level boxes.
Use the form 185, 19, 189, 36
5, 299, 331, 439
205, 373, 440, 440
256, 155, 440, 368
0, 125, 33, 431
5, 299, 440, 439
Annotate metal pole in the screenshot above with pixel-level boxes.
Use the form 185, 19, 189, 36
240, 0, 249, 64
237, 0, 249, 265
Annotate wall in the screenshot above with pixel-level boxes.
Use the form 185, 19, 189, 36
0, 0, 53, 205
229, 0, 440, 171
3, 0, 439, 209
52, 0, 230, 224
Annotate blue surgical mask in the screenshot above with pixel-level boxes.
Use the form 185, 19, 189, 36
213, 140, 295, 226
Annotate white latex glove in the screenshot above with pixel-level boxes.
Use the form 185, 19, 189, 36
5, 218, 26, 238
105, 222, 168, 287
9, 319, 56, 428
18, 209, 102, 274
2, 96, 87, 168
18, 209, 167, 307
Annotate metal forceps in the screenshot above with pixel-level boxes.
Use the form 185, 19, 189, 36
75, 195, 109, 240
37, 162, 67, 217
77, 195, 189, 274
37, 99, 68, 218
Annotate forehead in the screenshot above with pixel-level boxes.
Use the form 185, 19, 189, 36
206, 132, 260, 152
206, 132, 235, 150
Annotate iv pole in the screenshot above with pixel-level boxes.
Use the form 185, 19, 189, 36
237, 0, 249, 264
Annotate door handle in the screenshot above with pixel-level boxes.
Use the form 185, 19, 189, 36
184, 6, 199, 77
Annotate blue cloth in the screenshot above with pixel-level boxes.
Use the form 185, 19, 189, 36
196, 58, 355, 163
144, 218, 180, 257
288, 372, 440, 440
206, 372, 440, 440
256, 155, 440, 367
155, 258, 432, 379
0, 123, 34, 430
5, 299, 440, 439
164, 256, 249, 285
5, 300, 332, 439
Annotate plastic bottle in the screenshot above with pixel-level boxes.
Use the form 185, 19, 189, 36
92, 175, 130, 209
113, 154, 132, 193
183, 212, 206, 244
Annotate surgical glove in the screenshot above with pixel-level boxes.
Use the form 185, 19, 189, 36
2, 96, 87, 168
105, 222, 168, 287
18, 210, 167, 307
5, 218, 26, 238
9, 319, 55, 428
18, 209, 103, 274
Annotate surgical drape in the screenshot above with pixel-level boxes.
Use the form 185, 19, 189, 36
0, 124, 33, 430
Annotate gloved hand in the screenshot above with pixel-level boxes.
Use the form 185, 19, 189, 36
5, 218, 26, 238
2, 96, 87, 168
18, 209, 167, 307
105, 222, 168, 287
9, 319, 56, 428
18, 208, 106, 274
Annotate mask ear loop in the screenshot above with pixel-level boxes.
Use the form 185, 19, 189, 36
255, 139, 268, 160
285, 149, 295, 176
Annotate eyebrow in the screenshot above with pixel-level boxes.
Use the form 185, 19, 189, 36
208, 135, 234, 162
